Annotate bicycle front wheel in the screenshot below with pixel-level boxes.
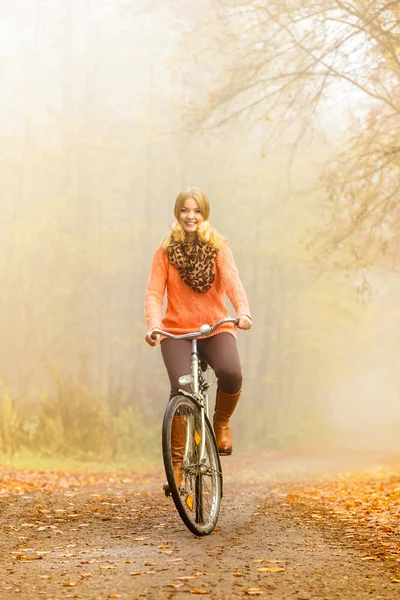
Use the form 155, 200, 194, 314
162, 394, 222, 536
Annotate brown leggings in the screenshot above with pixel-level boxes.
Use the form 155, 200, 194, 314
161, 332, 242, 400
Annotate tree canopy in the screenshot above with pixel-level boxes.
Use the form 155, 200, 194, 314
203, 0, 400, 268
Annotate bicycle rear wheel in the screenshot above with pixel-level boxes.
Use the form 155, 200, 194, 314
162, 394, 222, 536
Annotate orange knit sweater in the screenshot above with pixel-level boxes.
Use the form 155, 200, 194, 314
144, 242, 251, 340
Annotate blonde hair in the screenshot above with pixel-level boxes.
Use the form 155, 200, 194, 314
162, 187, 226, 251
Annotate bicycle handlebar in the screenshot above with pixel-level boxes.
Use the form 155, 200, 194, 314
150, 317, 239, 341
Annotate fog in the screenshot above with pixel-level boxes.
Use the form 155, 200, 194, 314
1, 0, 399, 465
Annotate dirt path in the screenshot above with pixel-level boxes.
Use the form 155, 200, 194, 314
1, 452, 400, 599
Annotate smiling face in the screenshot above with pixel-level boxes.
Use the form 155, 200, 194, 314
178, 197, 204, 241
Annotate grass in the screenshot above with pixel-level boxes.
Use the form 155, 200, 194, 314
0, 450, 163, 473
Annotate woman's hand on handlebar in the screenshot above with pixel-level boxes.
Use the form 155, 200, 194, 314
237, 315, 252, 330
145, 330, 159, 346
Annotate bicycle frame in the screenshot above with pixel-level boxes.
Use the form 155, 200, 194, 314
151, 317, 238, 468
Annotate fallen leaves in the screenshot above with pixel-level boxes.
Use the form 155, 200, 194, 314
0, 469, 149, 497
278, 466, 400, 569
0, 466, 199, 599
5, 461, 400, 600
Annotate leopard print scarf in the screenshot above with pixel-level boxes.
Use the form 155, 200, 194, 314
167, 239, 218, 293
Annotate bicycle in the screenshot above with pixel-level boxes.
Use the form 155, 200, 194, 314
150, 317, 239, 536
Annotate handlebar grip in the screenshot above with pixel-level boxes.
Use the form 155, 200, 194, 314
150, 331, 158, 340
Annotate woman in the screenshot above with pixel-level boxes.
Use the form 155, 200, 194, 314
144, 187, 252, 484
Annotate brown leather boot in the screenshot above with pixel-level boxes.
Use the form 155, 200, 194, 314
213, 388, 241, 456
163, 415, 186, 493
172, 415, 186, 488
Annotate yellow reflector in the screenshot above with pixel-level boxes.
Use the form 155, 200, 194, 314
194, 430, 201, 446
186, 494, 194, 510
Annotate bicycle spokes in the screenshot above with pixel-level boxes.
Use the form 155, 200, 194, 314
162, 395, 222, 535
179, 416, 217, 524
